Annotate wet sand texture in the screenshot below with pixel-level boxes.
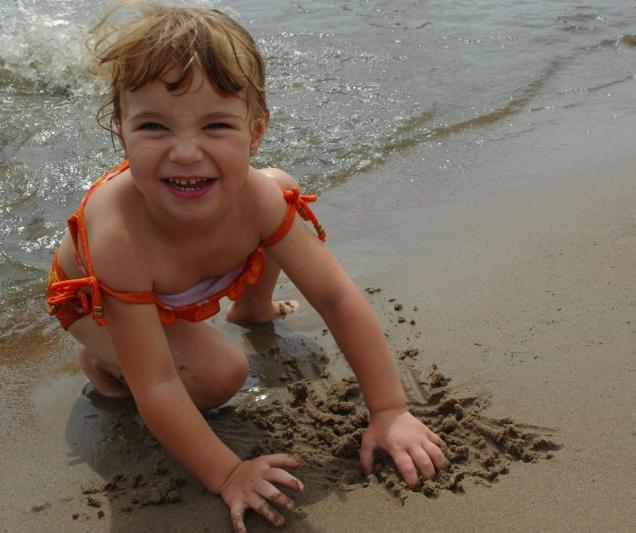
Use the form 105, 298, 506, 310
64, 291, 561, 521
65, 363, 559, 522
210, 365, 561, 504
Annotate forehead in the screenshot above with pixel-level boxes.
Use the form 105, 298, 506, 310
121, 68, 250, 118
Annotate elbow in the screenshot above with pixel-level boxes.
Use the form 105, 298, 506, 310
130, 378, 180, 420
315, 280, 366, 324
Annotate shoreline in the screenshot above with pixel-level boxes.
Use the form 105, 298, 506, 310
2, 84, 636, 532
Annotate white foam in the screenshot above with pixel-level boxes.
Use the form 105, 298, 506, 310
0, 1, 101, 96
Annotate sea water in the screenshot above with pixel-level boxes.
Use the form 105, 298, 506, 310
1, 0, 635, 353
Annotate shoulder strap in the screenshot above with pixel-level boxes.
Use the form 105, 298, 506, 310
64, 161, 130, 324
68, 160, 130, 266
261, 186, 326, 247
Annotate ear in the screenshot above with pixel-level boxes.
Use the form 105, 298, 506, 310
249, 112, 269, 156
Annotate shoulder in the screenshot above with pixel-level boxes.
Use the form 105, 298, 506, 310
82, 171, 154, 292
258, 167, 299, 189
247, 167, 299, 241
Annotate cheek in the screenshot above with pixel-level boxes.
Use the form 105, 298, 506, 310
127, 156, 157, 185
123, 133, 169, 159
126, 144, 166, 159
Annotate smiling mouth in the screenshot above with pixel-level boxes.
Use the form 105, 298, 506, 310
162, 177, 216, 192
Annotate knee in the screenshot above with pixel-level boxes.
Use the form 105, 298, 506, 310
190, 349, 249, 410
220, 350, 249, 398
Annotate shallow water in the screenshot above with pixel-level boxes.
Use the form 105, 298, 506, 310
1, 0, 635, 352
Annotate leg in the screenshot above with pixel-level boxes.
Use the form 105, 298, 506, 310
78, 346, 131, 398
166, 320, 249, 409
225, 252, 298, 323
69, 316, 249, 410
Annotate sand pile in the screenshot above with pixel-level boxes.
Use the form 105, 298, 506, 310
208, 365, 561, 504
66, 292, 561, 518
71, 363, 560, 519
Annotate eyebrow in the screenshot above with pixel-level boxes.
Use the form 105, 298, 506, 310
202, 111, 245, 121
128, 111, 163, 121
129, 110, 245, 122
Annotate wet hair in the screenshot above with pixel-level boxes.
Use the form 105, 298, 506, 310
88, 1, 268, 134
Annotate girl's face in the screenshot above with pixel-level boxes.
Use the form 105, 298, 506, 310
118, 67, 266, 223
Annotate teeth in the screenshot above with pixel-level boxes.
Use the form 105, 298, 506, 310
165, 177, 213, 190
167, 177, 209, 186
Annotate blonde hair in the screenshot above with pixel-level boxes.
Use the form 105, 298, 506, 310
88, 1, 268, 132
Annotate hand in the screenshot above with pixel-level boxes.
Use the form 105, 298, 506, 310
360, 408, 448, 487
220, 454, 304, 533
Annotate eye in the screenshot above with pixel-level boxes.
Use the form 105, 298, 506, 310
203, 122, 230, 130
139, 122, 167, 131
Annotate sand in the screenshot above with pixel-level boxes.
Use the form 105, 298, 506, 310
2, 84, 636, 532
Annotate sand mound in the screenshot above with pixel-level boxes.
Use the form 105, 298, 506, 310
67, 365, 560, 520
208, 365, 561, 503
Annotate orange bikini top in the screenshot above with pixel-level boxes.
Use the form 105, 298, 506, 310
48, 161, 326, 326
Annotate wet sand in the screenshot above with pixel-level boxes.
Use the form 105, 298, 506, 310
2, 84, 636, 532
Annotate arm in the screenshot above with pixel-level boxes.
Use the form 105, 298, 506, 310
103, 298, 302, 531
103, 297, 240, 492
268, 217, 448, 484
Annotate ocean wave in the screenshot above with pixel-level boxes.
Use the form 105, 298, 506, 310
318, 58, 564, 184
557, 75, 635, 96
622, 34, 636, 46
599, 34, 636, 48
0, 5, 100, 97
556, 11, 607, 33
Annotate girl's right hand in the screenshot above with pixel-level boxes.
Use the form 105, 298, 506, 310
220, 454, 304, 533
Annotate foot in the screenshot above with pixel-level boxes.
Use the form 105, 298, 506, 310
226, 300, 299, 324
78, 347, 131, 399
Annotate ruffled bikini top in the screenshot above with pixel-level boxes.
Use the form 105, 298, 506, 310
47, 161, 326, 326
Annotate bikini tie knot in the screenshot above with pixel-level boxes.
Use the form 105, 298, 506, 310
284, 186, 326, 242
48, 275, 107, 326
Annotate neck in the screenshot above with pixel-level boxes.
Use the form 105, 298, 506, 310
140, 190, 235, 244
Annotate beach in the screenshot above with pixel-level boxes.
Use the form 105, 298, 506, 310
2, 72, 635, 532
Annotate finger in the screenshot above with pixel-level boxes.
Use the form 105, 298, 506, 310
264, 467, 304, 493
249, 493, 286, 527
425, 427, 445, 448
391, 449, 419, 487
256, 479, 295, 511
230, 501, 247, 533
409, 445, 436, 480
359, 434, 376, 475
422, 440, 450, 471
261, 453, 301, 470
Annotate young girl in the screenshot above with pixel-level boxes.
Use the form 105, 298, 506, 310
47, 3, 447, 531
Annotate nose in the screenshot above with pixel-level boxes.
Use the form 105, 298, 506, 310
169, 134, 203, 165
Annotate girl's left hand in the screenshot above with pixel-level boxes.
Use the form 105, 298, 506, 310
360, 408, 448, 486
